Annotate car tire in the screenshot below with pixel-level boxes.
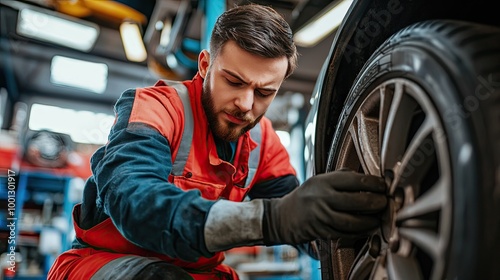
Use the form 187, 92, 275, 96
319, 20, 500, 280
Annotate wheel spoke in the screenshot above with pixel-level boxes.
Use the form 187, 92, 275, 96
348, 242, 377, 280
386, 252, 424, 280
378, 86, 393, 154
398, 227, 440, 260
395, 118, 434, 186
380, 82, 418, 171
348, 117, 369, 172
358, 112, 381, 176
396, 179, 446, 221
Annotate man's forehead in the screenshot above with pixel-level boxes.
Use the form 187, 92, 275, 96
213, 41, 288, 83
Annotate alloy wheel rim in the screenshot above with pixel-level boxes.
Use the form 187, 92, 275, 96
332, 78, 452, 280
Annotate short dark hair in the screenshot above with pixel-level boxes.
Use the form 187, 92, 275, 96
210, 4, 298, 79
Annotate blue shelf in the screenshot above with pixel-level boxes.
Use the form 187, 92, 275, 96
24, 172, 70, 192
0, 170, 78, 279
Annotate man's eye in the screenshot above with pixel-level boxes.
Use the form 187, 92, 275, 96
255, 90, 272, 98
226, 79, 241, 86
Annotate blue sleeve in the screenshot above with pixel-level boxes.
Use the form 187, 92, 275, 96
247, 174, 299, 199
92, 89, 216, 262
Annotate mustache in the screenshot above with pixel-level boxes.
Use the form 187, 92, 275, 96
227, 109, 254, 123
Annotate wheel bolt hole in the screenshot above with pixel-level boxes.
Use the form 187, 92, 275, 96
389, 236, 400, 252
369, 235, 381, 257
384, 170, 394, 189
393, 187, 405, 210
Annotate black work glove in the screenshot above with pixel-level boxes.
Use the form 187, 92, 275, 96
262, 170, 387, 245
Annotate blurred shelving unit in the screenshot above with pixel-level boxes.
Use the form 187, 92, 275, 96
0, 131, 86, 280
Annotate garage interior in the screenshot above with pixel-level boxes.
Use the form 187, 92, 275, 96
0, 0, 345, 279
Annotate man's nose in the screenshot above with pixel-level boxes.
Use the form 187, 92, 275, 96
235, 88, 254, 112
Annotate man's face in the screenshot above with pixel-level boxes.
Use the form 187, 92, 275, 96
199, 40, 288, 142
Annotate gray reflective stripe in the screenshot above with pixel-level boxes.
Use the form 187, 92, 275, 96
165, 81, 193, 176
91, 255, 159, 280
246, 123, 261, 188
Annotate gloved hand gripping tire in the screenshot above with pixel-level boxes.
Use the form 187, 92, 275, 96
204, 169, 387, 252
262, 170, 387, 245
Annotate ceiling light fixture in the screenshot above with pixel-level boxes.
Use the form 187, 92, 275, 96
120, 21, 148, 62
17, 8, 99, 52
293, 0, 353, 47
50, 56, 108, 94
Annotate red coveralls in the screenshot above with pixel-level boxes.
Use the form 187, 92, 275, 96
48, 74, 296, 279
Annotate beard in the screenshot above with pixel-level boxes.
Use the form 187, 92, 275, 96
202, 72, 263, 142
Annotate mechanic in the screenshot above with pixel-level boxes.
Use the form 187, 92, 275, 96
48, 4, 387, 280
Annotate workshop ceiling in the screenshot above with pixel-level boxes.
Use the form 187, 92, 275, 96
1, 0, 339, 128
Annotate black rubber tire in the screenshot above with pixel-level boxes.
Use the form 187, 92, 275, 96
320, 20, 500, 280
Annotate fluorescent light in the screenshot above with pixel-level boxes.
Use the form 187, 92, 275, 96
50, 56, 108, 94
294, 0, 353, 47
17, 8, 99, 52
29, 104, 114, 144
120, 21, 148, 62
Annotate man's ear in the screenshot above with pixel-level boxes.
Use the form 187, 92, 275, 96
198, 50, 210, 79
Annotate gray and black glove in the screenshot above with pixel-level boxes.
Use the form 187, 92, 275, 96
262, 170, 387, 245
204, 170, 387, 252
